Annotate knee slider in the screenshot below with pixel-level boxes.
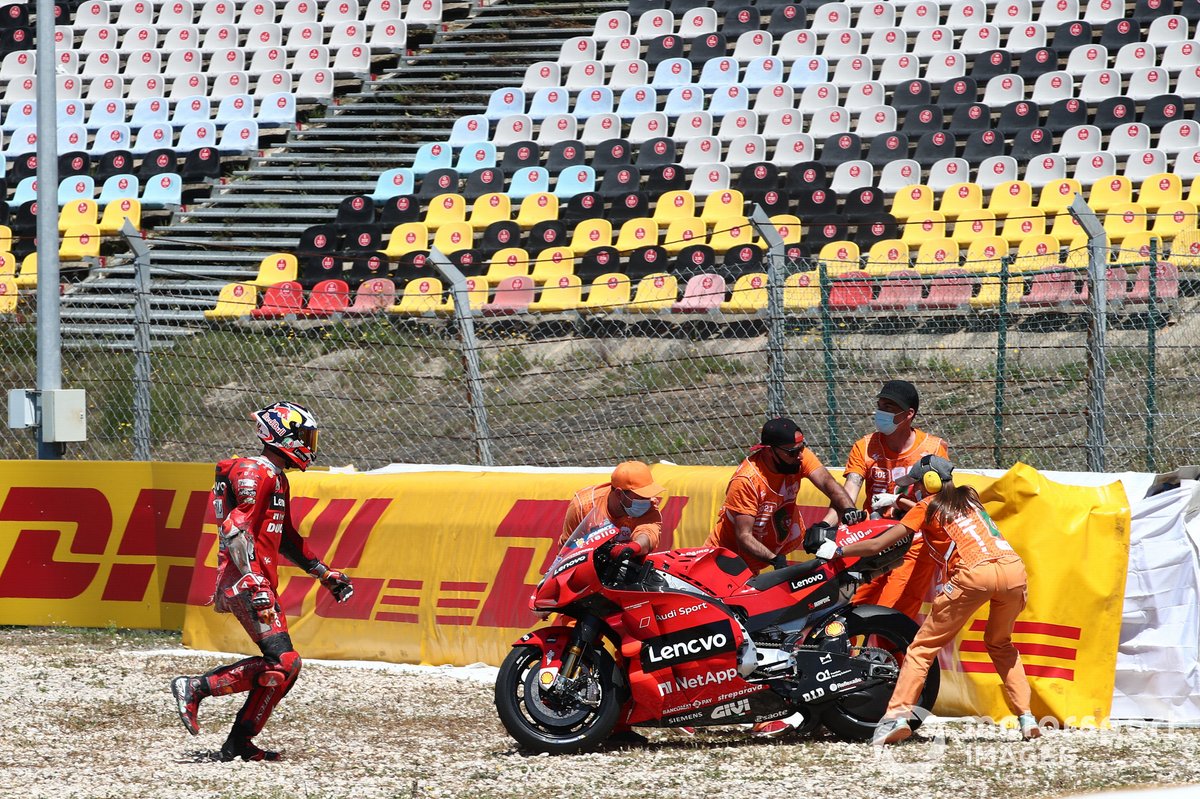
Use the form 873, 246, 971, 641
260, 650, 301, 686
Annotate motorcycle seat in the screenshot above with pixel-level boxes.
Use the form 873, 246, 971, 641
745, 559, 824, 591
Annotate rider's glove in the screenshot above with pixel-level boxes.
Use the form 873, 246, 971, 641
871, 493, 899, 512
227, 573, 277, 624
841, 508, 868, 525
815, 540, 842, 561
771, 554, 788, 570
311, 563, 355, 603
611, 540, 645, 561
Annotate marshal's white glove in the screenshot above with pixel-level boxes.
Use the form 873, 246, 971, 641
815, 540, 840, 560
871, 492, 899, 512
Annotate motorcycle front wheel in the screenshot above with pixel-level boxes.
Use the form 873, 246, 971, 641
494, 645, 622, 754
818, 610, 940, 741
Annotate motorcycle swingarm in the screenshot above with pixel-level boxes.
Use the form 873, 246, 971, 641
785, 648, 898, 706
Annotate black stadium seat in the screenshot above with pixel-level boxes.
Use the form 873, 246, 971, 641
865, 132, 910, 168
803, 215, 849, 254
501, 140, 540, 173
949, 103, 991, 133
547, 139, 586, 172
645, 34, 684, 67
818, 133, 862, 167
298, 224, 339, 257
674, 244, 717, 276
644, 163, 688, 193
593, 138, 633, 171
1142, 95, 1187, 130
334, 194, 376, 234
528, 220, 567, 254
936, 78, 977, 109
1051, 20, 1092, 52
843, 187, 885, 222
766, 3, 806, 35
963, 129, 1007, 163
735, 161, 780, 196
1017, 48, 1059, 82
58, 150, 91, 180
1099, 18, 1141, 51
891, 79, 932, 114
627, 245, 670, 279
722, 5, 761, 39
1045, 97, 1088, 134
380, 195, 421, 227
299, 253, 345, 288
609, 190, 650, 224
599, 165, 642, 199
783, 160, 827, 190
914, 131, 958, 167
901, 104, 946, 137
970, 50, 1012, 83
416, 168, 459, 201
578, 245, 621, 281
135, 148, 178, 182
346, 252, 390, 286
792, 186, 838, 218
636, 137, 678, 169
853, 213, 900, 249
1094, 97, 1137, 133
687, 32, 727, 64
997, 100, 1041, 134
561, 191, 604, 225
480, 220, 522, 255
1010, 128, 1054, 161
463, 167, 505, 200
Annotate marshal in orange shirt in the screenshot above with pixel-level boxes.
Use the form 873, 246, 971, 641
898, 495, 1017, 576
558, 483, 663, 550
705, 448, 824, 573
843, 428, 949, 512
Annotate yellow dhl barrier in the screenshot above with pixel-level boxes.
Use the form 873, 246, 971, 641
0, 460, 1129, 722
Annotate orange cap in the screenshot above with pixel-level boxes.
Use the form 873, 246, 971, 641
610, 460, 665, 498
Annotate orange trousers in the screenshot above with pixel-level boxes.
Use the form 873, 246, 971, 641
886, 555, 1032, 718
853, 537, 939, 623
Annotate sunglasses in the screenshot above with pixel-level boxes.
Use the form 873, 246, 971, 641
774, 444, 805, 455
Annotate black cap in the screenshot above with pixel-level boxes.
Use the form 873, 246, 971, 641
878, 380, 920, 412
761, 417, 805, 448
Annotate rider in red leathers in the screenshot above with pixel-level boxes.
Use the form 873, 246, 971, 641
170, 401, 354, 762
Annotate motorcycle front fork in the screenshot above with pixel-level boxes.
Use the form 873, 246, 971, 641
549, 614, 601, 701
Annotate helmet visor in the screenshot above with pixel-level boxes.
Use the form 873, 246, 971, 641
297, 427, 318, 455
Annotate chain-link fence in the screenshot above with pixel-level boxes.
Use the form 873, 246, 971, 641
1, 211, 1196, 473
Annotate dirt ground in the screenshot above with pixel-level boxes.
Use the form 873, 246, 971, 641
1, 627, 1198, 799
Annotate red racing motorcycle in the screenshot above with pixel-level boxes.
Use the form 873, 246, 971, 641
494, 510, 939, 753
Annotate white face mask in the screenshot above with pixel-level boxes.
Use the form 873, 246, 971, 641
874, 409, 900, 435
623, 497, 653, 517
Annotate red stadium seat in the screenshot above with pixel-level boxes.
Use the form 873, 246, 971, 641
921, 268, 974, 309
672, 272, 726, 312
251, 280, 304, 318
869, 268, 923, 310
828, 270, 873, 309
1021, 270, 1078, 307
304, 279, 352, 317
482, 274, 535, 315
346, 277, 396, 314
1127, 262, 1179, 302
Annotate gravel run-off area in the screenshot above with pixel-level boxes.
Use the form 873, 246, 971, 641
1, 627, 1198, 799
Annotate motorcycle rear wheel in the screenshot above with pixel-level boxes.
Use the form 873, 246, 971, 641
818, 610, 940, 741
495, 645, 622, 755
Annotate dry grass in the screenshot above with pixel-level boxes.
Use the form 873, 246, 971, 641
1, 627, 1198, 799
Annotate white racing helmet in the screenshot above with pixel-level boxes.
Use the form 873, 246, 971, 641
252, 401, 319, 470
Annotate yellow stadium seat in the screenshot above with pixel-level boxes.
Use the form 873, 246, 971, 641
1062, 236, 1090, 270
628, 272, 678, 313
467, 193, 511, 229
699, 188, 745, 225
615, 217, 660, 251
937, 182, 983, 220
999, 207, 1046, 247
516, 192, 559, 228
1088, 175, 1132, 214
1037, 178, 1083, 216
580, 273, 631, 311
912, 238, 961, 275
1138, 173, 1183, 212
249, 253, 298, 286
204, 282, 259, 319
383, 223, 429, 259
969, 269, 1025, 308
721, 272, 768, 313
98, 198, 142, 235
431, 221, 474, 254
784, 271, 820, 310
1151, 201, 1198, 240
0, 251, 15, 279
769, 214, 803, 245
653, 190, 696, 224
569, 218, 613, 255
1012, 234, 1060, 273
0, 226, 11, 254
529, 274, 582, 312
530, 246, 576, 282
951, 209, 997, 245
1170, 228, 1200, 271
425, 193, 467, 229
891, 184, 935, 220
1112, 232, 1161, 267
390, 275, 452, 315
863, 239, 910, 277
60, 224, 102, 262
963, 236, 1009, 276
708, 217, 757, 253
0, 277, 16, 314
816, 240, 860, 275
988, 180, 1033, 220
1049, 208, 1085, 242
901, 212, 947, 249
663, 217, 707, 254
14, 252, 36, 289
60, 199, 98, 232
483, 247, 530, 285
1103, 203, 1148, 244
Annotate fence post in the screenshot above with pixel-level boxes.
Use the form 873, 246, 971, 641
122, 221, 153, 461
993, 254, 1011, 469
1145, 237, 1159, 472
817, 258, 839, 460
427, 247, 494, 467
749, 206, 786, 419
1068, 194, 1108, 472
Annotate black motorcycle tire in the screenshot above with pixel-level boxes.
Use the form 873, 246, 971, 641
818, 610, 940, 741
495, 645, 622, 755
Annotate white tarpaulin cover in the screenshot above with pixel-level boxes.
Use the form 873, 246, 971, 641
1112, 477, 1200, 722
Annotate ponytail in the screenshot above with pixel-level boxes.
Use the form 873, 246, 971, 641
924, 482, 983, 527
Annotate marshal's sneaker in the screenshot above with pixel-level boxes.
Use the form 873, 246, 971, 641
170, 676, 203, 736
872, 717, 911, 746
220, 737, 283, 762
1019, 713, 1042, 741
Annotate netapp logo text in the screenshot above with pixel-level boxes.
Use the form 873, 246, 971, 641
640, 620, 736, 670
